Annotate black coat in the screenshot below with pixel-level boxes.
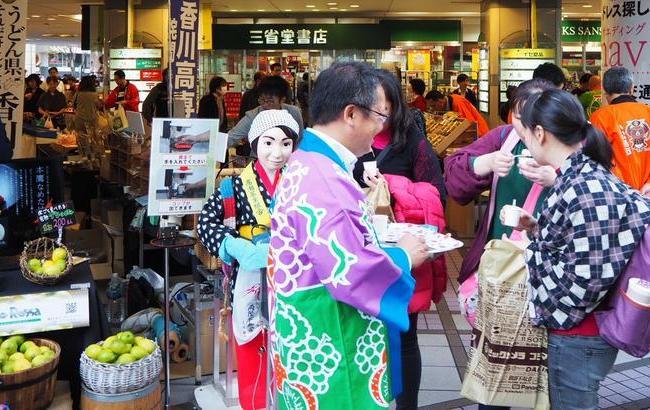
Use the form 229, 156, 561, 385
198, 95, 228, 133
0, 118, 12, 162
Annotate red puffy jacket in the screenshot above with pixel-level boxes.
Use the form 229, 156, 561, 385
384, 174, 448, 313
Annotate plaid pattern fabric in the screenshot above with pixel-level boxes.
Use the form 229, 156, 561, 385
526, 151, 650, 330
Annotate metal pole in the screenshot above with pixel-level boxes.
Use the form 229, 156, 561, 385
194, 279, 202, 384
164, 247, 171, 408
168, 0, 174, 118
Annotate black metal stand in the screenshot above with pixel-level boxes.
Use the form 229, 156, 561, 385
150, 236, 197, 409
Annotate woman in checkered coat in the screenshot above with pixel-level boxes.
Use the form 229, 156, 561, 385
507, 88, 650, 410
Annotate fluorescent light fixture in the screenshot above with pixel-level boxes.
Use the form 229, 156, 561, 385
327, 2, 338, 5
31, 14, 41, 18
349, 4, 360, 8
306, 4, 316, 7
582, 4, 592, 7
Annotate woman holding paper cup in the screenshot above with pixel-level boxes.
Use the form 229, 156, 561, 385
197, 109, 299, 410
502, 88, 650, 410
353, 69, 446, 410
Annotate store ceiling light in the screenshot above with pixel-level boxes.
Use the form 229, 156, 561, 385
327, 2, 338, 5
31, 15, 41, 18
285, 9, 292, 11
257, 9, 265, 11
582, 4, 592, 7
47, 17, 56, 21
312, 8, 320, 11
306, 5, 316, 8
349, 4, 360, 8
329, 7, 338, 9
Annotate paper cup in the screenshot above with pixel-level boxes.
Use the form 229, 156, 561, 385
364, 161, 378, 177
502, 205, 522, 227
372, 215, 389, 238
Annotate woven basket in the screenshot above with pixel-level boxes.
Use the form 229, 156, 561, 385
80, 343, 162, 394
20, 238, 73, 286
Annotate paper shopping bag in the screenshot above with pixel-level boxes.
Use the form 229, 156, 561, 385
364, 179, 395, 222
460, 239, 550, 410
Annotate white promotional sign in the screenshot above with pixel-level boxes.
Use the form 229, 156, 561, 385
602, 0, 650, 104
0, 0, 27, 157
0, 289, 90, 336
110, 48, 162, 59
147, 118, 225, 216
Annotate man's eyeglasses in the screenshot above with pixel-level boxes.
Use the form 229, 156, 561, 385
356, 105, 390, 123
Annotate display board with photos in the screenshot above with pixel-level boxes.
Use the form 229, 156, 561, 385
147, 119, 227, 216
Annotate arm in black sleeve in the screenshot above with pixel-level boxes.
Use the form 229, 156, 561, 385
0, 119, 12, 162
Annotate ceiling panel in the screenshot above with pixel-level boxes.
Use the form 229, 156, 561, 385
25, 0, 601, 43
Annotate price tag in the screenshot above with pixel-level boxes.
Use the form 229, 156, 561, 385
37, 202, 76, 234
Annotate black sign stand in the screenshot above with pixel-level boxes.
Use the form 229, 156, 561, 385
150, 234, 197, 409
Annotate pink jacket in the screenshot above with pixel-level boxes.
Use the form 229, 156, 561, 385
385, 174, 448, 313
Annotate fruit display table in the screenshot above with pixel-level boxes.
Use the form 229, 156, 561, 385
0, 261, 109, 410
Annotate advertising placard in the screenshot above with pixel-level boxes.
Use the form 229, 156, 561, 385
147, 119, 225, 216
170, 0, 200, 117
0, 289, 90, 336
602, 0, 650, 104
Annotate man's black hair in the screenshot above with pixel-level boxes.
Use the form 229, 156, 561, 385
114, 70, 126, 79
258, 75, 291, 100
532, 63, 565, 87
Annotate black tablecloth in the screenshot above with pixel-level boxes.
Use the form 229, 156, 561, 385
0, 262, 108, 410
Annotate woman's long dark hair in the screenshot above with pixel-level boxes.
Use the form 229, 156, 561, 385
78, 76, 96, 92
519, 88, 613, 169
377, 69, 411, 152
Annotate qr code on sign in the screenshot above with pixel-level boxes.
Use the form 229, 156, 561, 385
65, 302, 77, 314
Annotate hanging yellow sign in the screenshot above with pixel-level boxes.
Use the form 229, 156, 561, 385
407, 50, 431, 72
500, 48, 556, 59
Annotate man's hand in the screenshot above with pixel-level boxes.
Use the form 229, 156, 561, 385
397, 233, 430, 269
363, 170, 384, 189
518, 159, 557, 187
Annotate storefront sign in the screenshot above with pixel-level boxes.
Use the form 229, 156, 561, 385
407, 50, 431, 72
0, 289, 89, 336
213, 24, 391, 50
382, 20, 461, 43
109, 48, 162, 59
500, 48, 556, 59
170, 0, 199, 117
110, 58, 161, 70
562, 20, 601, 43
148, 119, 224, 216
602, 0, 650, 104
478, 47, 490, 113
141, 69, 163, 82
0, 0, 27, 155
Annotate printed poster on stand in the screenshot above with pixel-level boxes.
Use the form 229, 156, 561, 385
147, 118, 225, 216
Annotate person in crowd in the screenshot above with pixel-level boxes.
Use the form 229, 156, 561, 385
24, 74, 44, 121
591, 66, 650, 195
270, 62, 282, 76
197, 109, 300, 410
353, 69, 446, 410
571, 72, 593, 97
531, 62, 566, 89
425, 89, 489, 136
0, 118, 12, 162
269, 61, 430, 408
105, 69, 140, 112
407, 78, 427, 112
445, 83, 558, 410
229, 75, 303, 149
198, 76, 229, 133
41, 67, 65, 92
38, 76, 68, 129
239, 71, 266, 119
506, 88, 650, 410
142, 68, 169, 124
297, 72, 311, 126
579, 74, 602, 116
72, 76, 100, 132
452, 73, 479, 109
498, 85, 517, 124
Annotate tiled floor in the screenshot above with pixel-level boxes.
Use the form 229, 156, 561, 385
51, 244, 650, 409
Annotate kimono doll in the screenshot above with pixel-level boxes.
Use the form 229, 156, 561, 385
197, 109, 299, 410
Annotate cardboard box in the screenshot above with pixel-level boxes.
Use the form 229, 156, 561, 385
445, 197, 476, 238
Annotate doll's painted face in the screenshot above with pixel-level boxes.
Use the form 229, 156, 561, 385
256, 127, 294, 172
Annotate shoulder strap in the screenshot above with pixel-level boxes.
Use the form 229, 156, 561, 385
485, 126, 518, 226
376, 145, 393, 166
219, 177, 237, 229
